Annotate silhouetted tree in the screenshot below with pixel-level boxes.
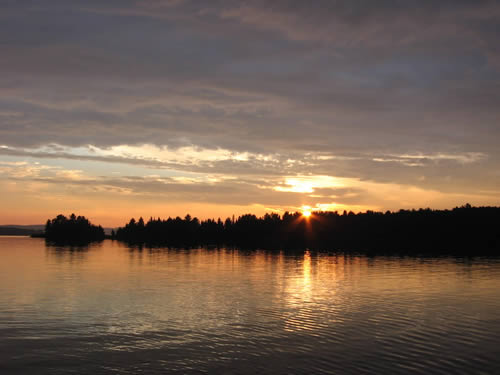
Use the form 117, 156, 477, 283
44, 213, 105, 244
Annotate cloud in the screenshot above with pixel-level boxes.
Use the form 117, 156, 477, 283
1, 1, 500, 223
372, 152, 486, 166
0, 144, 493, 195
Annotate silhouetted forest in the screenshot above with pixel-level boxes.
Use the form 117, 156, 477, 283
115, 204, 500, 253
44, 214, 105, 244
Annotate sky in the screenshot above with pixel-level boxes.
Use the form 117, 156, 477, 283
1, 0, 500, 226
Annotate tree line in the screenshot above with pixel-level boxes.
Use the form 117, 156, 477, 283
114, 204, 500, 253
45, 214, 105, 243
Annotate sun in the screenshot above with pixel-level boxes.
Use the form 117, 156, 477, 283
301, 205, 312, 218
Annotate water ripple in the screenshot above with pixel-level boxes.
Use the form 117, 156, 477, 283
1, 237, 500, 374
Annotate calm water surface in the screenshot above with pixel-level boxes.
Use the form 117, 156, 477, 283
1, 237, 500, 374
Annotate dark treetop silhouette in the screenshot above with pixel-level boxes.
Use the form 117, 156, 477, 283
44, 214, 105, 244
113, 205, 500, 254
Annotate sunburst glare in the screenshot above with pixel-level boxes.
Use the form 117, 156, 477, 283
301, 205, 312, 218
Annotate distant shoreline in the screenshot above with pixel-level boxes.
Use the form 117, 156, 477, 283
0, 227, 43, 236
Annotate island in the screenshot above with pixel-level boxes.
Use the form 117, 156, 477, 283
42, 214, 105, 244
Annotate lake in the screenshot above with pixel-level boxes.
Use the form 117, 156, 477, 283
1, 236, 500, 374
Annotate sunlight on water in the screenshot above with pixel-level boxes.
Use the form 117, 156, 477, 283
1, 237, 500, 374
